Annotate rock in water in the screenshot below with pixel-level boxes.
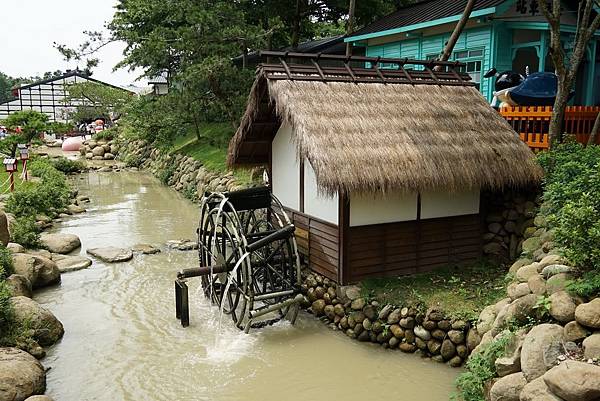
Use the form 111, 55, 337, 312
0, 347, 46, 401
131, 244, 160, 255
24, 396, 54, 401
39, 233, 81, 254
52, 254, 92, 273
10, 296, 64, 346
5, 274, 32, 298
11, 253, 60, 289
86, 247, 133, 263
543, 360, 600, 401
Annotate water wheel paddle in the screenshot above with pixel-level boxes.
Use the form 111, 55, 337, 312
175, 186, 302, 332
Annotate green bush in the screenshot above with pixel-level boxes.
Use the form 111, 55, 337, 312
0, 246, 13, 280
453, 332, 514, 401
567, 270, 600, 298
50, 157, 86, 174
537, 143, 600, 271
158, 165, 176, 185
93, 127, 117, 141
0, 281, 13, 341
123, 154, 142, 168
10, 216, 41, 249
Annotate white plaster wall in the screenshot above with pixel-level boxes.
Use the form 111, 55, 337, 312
304, 160, 338, 224
271, 123, 300, 210
420, 189, 480, 219
350, 192, 418, 227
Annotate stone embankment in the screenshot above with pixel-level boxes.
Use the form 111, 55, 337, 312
302, 273, 477, 367
79, 139, 118, 161
118, 139, 248, 201
471, 211, 600, 401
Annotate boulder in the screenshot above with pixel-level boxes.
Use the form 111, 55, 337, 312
495, 333, 524, 377
10, 296, 64, 346
311, 299, 325, 316
548, 291, 577, 323
12, 253, 60, 289
516, 264, 540, 283
52, 254, 92, 273
67, 204, 86, 214
519, 377, 562, 401
509, 258, 533, 274
546, 273, 570, 294
350, 297, 366, 311
25, 250, 51, 260
447, 330, 465, 344
563, 321, 589, 343
520, 324, 564, 381
541, 264, 574, 279
387, 308, 401, 324
39, 233, 81, 254
399, 343, 417, 353
86, 247, 133, 263
494, 294, 538, 331
440, 339, 456, 360
414, 325, 431, 340
466, 328, 482, 352
0, 212, 9, 246
0, 347, 45, 401
527, 274, 546, 295
477, 304, 497, 335
522, 237, 542, 254
582, 333, 600, 359
377, 304, 393, 320
25, 396, 54, 401
7, 243, 25, 253
543, 360, 600, 401
91, 146, 105, 157
489, 372, 527, 401
131, 244, 161, 255
575, 298, 600, 329
507, 282, 531, 300
5, 274, 32, 298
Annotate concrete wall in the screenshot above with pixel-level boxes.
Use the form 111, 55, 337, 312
271, 123, 300, 210
304, 160, 338, 224
350, 192, 418, 227
420, 189, 480, 219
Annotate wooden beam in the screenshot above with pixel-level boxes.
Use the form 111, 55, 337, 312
338, 193, 350, 285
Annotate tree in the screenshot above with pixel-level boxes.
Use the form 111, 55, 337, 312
539, 0, 600, 146
2, 111, 49, 156
0, 73, 14, 103
63, 81, 133, 124
437, 0, 476, 63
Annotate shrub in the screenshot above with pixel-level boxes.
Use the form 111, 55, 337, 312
50, 157, 86, 174
0, 281, 13, 341
158, 165, 176, 185
93, 127, 117, 141
10, 216, 41, 249
123, 154, 142, 168
567, 270, 600, 298
453, 331, 513, 401
0, 246, 13, 280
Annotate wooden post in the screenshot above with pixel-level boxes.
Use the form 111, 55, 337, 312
345, 0, 356, 57
9, 172, 14, 192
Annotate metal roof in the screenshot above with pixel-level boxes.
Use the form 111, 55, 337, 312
13, 70, 133, 93
349, 0, 507, 38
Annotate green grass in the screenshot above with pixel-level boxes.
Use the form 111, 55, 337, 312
360, 260, 508, 322
0, 163, 27, 193
170, 123, 254, 184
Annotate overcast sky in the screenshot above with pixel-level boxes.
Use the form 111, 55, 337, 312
0, 0, 142, 87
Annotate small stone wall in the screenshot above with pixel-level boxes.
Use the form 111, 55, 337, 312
118, 139, 249, 202
481, 190, 540, 262
80, 140, 118, 160
302, 272, 480, 367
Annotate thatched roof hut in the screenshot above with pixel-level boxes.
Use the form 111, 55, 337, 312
228, 52, 541, 284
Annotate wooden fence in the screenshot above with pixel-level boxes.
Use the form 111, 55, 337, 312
500, 106, 600, 151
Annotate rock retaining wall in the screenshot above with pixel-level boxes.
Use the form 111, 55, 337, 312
118, 139, 249, 202
302, 272, 479, 367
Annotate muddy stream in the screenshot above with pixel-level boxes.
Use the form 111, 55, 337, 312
35, 171, 458, 401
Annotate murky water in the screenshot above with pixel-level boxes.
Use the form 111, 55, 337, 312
35, 172, 458, 401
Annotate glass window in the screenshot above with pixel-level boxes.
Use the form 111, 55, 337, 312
453, 48, 484, 90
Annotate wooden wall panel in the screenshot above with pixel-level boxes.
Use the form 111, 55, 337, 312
347, 214, 482, 283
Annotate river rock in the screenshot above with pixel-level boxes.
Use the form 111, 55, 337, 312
399, 343, 417, 353
521, 323, 564, 381
447, 330, 465, 344
563, 321, 588, 343
26, 250, 52, 260
39, 233, 81, 254
25, 396, 54, 401
582, 333, 600, 359
575, 298, 600, 328
67, 204, 86, 214
390, 324, 404, 338
0, 347, 45, 401
541, 264, 574, 279
516, 263, 539, 282
387, 308, 401, 324
52, 254, 92, 273
12, 253, 60, 289
527, 274, 546, 295
427, 339, 441, 354
131, 244, 160, 255
509, 258, 532, 274
0, 212, 9, 246
7, 243, 25, 253
414, 325, 431, 340
10, 296, 64, 346
548, 290, 577, 323
477, 304, 497, 335
324, 305, 335, 320
546, 273, 569, 294
311, 299, 325, 316
92, 146, 105, 157
350, 297, 366, 311
489, 372, 526, 401
520, 376, 562, 401
507, 282, 531, 300
86, 247, 133, 263
377, 304, 393, 320
440, 339, 456, 360
466, 328, 481, 352
5, 274, 32, 298
543, 360, 600, 401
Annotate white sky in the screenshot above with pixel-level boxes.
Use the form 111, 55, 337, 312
0, 0, 143, 87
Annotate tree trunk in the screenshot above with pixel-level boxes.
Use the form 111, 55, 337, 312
548, 77, 571, 147
291, 0, 302, 49
588, 111, 600, 145
345, 0, 356, 57
438, 0, 476, 62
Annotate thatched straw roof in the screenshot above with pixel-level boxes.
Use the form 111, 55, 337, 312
228, 71, 542, 195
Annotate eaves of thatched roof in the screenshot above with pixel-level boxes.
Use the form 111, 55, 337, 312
228, 66, 542, 196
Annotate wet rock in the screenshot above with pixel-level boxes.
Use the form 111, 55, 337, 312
5, 274, 32, 298
563, 321, 589, 343
0, 347, 46, 401
489, 372, 526, 401
52, 254, 92, 273
12, 253, 60, 289
399, 343, 417, 353
548, 291, 577, 323
387, 308, 401, 324
575, 298, 600, 329
377, 304, 393, 320
10, 296, 64, 346
131, 244, 160, 255
466, 328, 482, 352
414, 325, 431, 340
440, 339, 456, 360
521, 323, 564, 381
543, 360, 600, 401
448, 356, 463, 367
67, 204, 86, 214
86, 247, 133, 263
390, 324, 404, 338
447, 330, 465, 344
311, 299, 325, 316
582, 333, 600, 359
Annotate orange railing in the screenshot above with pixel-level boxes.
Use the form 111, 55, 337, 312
500, 106, 600, 151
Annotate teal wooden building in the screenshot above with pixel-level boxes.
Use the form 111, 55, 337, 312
346, 0, 600, 106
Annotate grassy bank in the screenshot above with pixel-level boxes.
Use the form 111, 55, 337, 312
360, 260, 507, 322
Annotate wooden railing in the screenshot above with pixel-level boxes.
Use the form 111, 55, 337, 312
500, 106, 600, 151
